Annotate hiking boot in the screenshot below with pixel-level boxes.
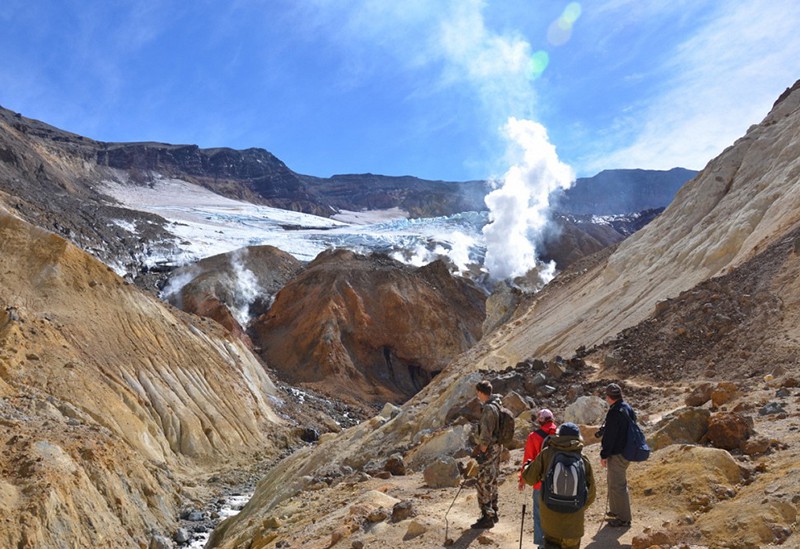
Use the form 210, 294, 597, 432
607, 518, 631, 528
470, 515, 495, 529
603, 512, 619, 521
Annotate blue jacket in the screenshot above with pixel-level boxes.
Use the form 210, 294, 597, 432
600, 399, 636, 459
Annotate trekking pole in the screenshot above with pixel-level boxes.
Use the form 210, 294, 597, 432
444, 461, 474, 546
519, 499, 526, 549
595, 483, 610, 536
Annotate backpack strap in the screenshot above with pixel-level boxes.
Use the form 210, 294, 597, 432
487, 400, 501, 442
534, 428, 549, 440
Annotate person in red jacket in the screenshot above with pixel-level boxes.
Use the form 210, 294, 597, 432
519, 408, 558, 548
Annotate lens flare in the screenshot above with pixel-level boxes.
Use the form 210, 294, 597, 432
528, 50, 549, 79
563, 2, 582, 24
548, 2, 581, 46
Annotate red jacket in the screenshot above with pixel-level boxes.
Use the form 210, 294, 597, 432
519, 421, 558, 489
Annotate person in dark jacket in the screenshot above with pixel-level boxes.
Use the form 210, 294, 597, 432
471, 379, 503, 529
522, 422, 596, 549
599, 382, 634, 527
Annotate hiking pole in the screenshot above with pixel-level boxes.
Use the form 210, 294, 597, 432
519, 499, 526, 549
444, 461, 474, 546
444, 479, 465, 546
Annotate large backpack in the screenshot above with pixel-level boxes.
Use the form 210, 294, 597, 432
489, 401, 516, 448
541, 450, 588, 513
621, 406, 650, 462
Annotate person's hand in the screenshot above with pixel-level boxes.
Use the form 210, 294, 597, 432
601, 458, 608, 468
518, 479, 525, 492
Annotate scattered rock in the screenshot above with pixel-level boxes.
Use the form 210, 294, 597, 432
384, 453, 406, 476
366, 509, 390, 523
711, 382, 739, 407
565, 383, 583, 403
391, 500, 415, 523
632, 529, 674, 549
759, 402, 787, 415
173, 528, 191, 544
379, 402, 402, 419
148, 535, 172, 549
685, 383, 713, 406
741, 436, 771, 456
403, 520, 428, 540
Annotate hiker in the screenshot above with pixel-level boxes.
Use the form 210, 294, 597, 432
470, 379, 503, 529
519, 408, 558, 548
522, 422, 596, 549
599, 382, 634, 527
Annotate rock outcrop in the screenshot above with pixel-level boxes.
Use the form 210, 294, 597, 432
250, 250, 486, 406
163, 244, 304, 342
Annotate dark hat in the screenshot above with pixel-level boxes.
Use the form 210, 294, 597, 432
557, 422, 580, 437
605, 383, 622, 399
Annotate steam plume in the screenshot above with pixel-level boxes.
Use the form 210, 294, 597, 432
483, 118, 574, 281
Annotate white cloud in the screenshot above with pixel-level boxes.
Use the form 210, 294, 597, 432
582, 0, 800, 172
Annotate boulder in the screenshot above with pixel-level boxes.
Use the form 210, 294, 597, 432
403, 520, 429, 540
406, 425, 472, 470
649, 407, 711, 451
391, 501, 415, 522
384, 454, 407, 476
423, 457, 461, 488
685, 383, 714, 406
707, 412, 754, 450
502, 391, 529, 417
711, 382, 739, 407
741, 436, 771, 456
564, 396, 607, 425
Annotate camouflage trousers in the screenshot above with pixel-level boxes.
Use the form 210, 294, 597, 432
476, 444, 502, 518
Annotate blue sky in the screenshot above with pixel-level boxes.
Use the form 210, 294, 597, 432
2, 0, 799, 181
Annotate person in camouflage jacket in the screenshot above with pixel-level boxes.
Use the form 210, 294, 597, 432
471, 379, 503, 529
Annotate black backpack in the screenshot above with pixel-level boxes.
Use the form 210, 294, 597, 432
621, 406, 650, 462
489, 401, 516, 448
541, 450, 588, 513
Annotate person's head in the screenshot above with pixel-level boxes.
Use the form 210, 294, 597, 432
605, 382, 623, 403
537, 408, 554, 425
557, 422, 581, 439
475, 380, 492, 403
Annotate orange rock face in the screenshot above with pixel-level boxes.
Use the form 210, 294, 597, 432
250, 250, 486, 406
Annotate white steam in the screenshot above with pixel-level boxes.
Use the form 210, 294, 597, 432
389, 230, 478, 274
482, 118, 574, 281
159, 266, 200, 305
229, 249, 263, 327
